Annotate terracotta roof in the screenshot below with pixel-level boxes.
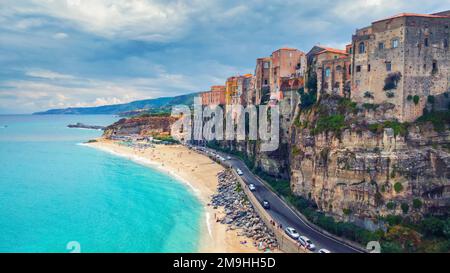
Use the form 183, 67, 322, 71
373, 12, 450, 23
315, 47, 348, 56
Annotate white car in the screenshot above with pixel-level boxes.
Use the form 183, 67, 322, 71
226, 156, 231, 160
236, 168, 244, 176
249, 184, 256, 191
298, 236, 316, 251
318, 249, 331, 253
284, 227, 300, 240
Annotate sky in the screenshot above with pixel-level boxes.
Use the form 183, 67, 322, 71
0, 0, 449, 114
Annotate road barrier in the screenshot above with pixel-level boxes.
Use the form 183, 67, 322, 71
193, 146, 309, 253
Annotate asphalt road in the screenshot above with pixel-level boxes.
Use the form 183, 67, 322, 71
196, 146, 364, 253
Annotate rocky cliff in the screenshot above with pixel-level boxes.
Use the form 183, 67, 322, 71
289, 95, 450, 227
103, 115, 179, 138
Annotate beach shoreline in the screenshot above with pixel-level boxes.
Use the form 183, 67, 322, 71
86, 139, 260, 253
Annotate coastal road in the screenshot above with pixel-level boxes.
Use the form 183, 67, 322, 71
195, 146, 364, 253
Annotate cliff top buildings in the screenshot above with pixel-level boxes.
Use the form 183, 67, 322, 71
201, 85, 226, 105
202, 10, 449, 123
351, 10, 450, 122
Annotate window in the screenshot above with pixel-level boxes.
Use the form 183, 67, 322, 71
336, 65, 342, 72
263, 62, 269, 69
386, 62, 392, 71
432, 60, 438, 74
368, 64, 371, 72
356, 65, 362, 72
424, 38, 429, 47
264, 79, 268, 85
444, 39, 449, 49
359, 42, 365, 54
325, 67, 331, 77
392, 39, 399, 48
349, 65, 352, 75
378, 42, 385, 50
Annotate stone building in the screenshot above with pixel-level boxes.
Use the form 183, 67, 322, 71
201, 85, 226, 105
270, 48, 306, 101
315, 46, 352, 98
225, 76, 239, 105
254, 57, 271, 105
351, 11, 450, 122
231, 74, 253, 105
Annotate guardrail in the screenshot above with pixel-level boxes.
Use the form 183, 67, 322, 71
191, 145, 367, 253
230, 169, 310, 253
194, 147, 309, 253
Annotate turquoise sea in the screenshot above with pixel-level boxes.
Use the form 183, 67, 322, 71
0, 115, 203, 253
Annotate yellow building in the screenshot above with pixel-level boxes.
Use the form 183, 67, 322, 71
225, 76, 238, 105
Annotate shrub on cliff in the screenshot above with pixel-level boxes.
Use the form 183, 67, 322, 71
394, 182, 403, 193
312, 114, 346, 135
383, 72, 402, 91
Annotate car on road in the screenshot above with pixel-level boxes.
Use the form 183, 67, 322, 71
318, 249, 331, 253
262, 200, 270, 209
236, 168, 244, 176
298, 236, 316, 251
284, 227, 300, 240
226, 156, 231, 160
249, 184, 256, 191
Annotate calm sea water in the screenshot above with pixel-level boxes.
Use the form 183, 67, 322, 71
0, 115, 203, 253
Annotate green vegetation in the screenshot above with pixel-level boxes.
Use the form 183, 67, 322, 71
383, 72, 402, 91
153, 135, 179, 144
401, 203, 409, 214
298, 87, 317, 110
394, 182, 403, 193
362, 103, 379, 111
312, 114, 346, 135
386, 202, 396, 210
364, 91, 374, 99
368, 121, 409, 137
413, 199, 422, 210
417, 110, 450, 132
427, 95, 435, 104
407, 95, 413, 101
413, 95, 420, 105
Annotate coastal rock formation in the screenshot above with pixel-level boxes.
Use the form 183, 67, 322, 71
289, 95, 450, 227
103, 116, 178, 138
211, 170, 278, 250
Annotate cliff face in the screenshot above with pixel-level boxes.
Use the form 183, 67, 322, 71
289, 96, 450, 226
103, 116, 178, 138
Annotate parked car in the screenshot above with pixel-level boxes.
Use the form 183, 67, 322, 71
249, 184, 256, 191
318, 249, 331, 253
284, 227, 300, 240
262, 200, 270, 209
298, 236, 316, 251
236, 168, 244, 176
226, 156, 231, 160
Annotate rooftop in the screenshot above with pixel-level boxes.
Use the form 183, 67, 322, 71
373, 12, 450, 23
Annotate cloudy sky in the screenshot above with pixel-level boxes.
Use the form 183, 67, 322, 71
0, 0, 448, 113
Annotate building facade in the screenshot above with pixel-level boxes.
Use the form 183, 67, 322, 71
270, 48, 306, 100
315, 47, 351, 98
351, 12, 450, 122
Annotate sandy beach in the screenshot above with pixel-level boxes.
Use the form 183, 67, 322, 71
87, 139, 260, 253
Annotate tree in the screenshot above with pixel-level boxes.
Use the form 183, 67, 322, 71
385, 225, 421, 252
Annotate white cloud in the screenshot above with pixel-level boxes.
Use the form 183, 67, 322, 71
53, 32, 68, 39
5, 0, 213, 42
25, 69, 76, 80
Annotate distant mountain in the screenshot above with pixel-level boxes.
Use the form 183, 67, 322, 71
34, 92, 199, 115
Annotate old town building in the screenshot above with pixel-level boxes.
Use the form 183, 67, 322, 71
315, 46, 352, 98
201, 85, 226, 105
351, 11, 450, 122
254, 57, 271, 105
270, 48, 306, 101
